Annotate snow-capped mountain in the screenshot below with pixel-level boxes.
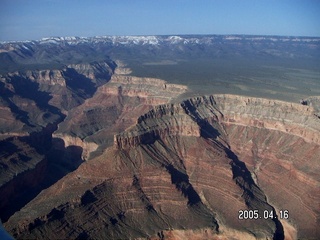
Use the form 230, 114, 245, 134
0, 34, 319, 74
2, 34, 320, 47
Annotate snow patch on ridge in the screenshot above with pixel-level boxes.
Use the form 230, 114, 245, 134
1, 34, 320, 46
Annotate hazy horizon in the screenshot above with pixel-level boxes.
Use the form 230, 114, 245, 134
2, 33, 320, 44
1, 0, 319, 42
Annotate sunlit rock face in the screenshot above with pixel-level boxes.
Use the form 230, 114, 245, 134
215, 95, 320, 239
53, 72, 188, 160
1, 35, 320, 239
110, 94, 320, 239
3, 92, 320, 239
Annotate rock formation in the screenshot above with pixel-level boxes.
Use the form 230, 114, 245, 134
1, 35, 320, 239
0, 60, 115, 223
3, 93, 320, 239
54, 73, 188, 159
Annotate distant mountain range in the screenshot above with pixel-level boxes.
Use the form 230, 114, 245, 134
2, 34, 320, 45
1, 35, 319, 74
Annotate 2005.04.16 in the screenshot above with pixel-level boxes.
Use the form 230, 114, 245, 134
238, 210, 289, 220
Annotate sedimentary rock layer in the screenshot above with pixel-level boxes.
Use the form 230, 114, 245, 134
0, 60, 115, 223
6, 94, 319, 239
55, 74, 188, 159
1, 57, 319, 239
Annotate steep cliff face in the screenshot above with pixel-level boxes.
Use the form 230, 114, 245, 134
114, 103, 201, 149
5, 123, 280, 239
214, 95, 320, 239
55, 74, 188, 159
0, 60, 115, 223
23, 69, 66, 86
2, 35, 320, 239
88, 95, 319, 239
0, 59, 115, 136
302, 96, 320, 118
7, 94, 320, 239
51, 134, 99, 161
1, 60, 319, 239
214, 95, 320, 143
67, 60, 116, 83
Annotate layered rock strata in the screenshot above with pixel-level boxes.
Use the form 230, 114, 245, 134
0, 60, 115, 136
215, 95, 320, 239
5, 94, 319, 239
1, 34, 320, 239
54, 74, 188, 159
0, 60, 115, 222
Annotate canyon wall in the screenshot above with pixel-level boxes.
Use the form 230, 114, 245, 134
1, 62, 319, 239
54, 73, 188, 159
0, 60, 115, 223
107, 94, 320, 239
1, 34, 320, 239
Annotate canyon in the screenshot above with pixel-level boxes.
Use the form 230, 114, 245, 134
0, 35, 320, 239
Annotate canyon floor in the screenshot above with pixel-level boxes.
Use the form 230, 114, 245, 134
0, 35, 319, 239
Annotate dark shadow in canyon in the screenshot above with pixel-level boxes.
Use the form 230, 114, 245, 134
0, 137, 84, 223
0, 67, 106, 223
225, 148, 284, 240
199, 120, 221, 139
183, 111, 284, 239
63, 68, 97, 99
0, 81, 35, 128
132, 175, 156, 212
8, 75, 61, 116
166, 164, 201, 206
165, 164, 219, 231
182, 99, 221, 139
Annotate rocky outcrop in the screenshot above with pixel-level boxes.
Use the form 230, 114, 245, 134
114, 109, 200, 149
213, 94, 320, 144
55, 74, 188, 157
6, 94, 299, 239
103, 75, 187, 103
301, 96, 320, 118
3, 85, 320, 239
115, 94, 320, 149
20, 69, 66, 87
0, 60, 115, 224
67, 60, 116, 82
110, 94, 320, 239
52, 133, 98, 160
2, 34, 320, 239
113, 99, 217, 149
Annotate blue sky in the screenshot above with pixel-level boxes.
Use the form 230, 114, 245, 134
0, 0, 319, 41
